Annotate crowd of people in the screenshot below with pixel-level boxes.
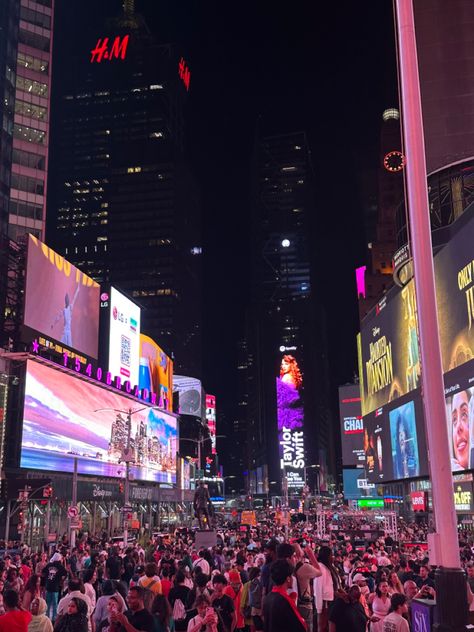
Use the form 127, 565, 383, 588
0, 515, 471, 632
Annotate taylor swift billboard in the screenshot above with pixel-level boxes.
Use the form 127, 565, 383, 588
276, 354, 305, 490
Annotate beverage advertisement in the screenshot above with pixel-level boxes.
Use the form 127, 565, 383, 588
276, 354, 305, 490
24, 235, 100, 358
108, 287, 141, 387
138, 334, 173, 412
21, 360, 177, 483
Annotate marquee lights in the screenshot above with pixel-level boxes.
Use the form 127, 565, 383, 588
31, 339, 168, 409
90, 35, 130, 64
178, 57, 191, 91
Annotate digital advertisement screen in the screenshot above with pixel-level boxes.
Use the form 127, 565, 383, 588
365, 391, 429, 483
435, 214, 474, 373
339, 384, 365, 467
205, 394, 217, 454
359, 280, 420, 416
24, 235, 100, 358
21, 360, 177, 483
138, 334, 173, 412
276, 354, 305, 490
108, 287, 141, 387
342, 468, 376, 501
174, 375, 203, 417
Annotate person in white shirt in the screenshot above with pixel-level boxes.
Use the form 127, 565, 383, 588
383, 593, 409, 632
57, 578, 93, 632
193, 551, 210, 577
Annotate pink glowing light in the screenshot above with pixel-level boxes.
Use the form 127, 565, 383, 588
355, 265, 367, 298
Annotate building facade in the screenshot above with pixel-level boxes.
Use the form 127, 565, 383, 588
48, 4, 202, 376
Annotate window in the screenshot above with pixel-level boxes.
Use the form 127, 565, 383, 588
9, 199, 43, 220
17, 52, 49, 75
20, 7, 51, 30
11, 173, 44, 195
12, 149, 45, 170
13, 124, 45, 144
15, 100, 47, 121
16, 76, 48, 97
18, 29, 50, 52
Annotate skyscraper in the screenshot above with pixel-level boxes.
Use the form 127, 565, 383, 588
241, 131, 334, 495
8, 0, 54, 242
48, 3, 202, 376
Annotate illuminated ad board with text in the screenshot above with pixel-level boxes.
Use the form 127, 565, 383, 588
108, 287, 141, 387
174, 375, 203, 417
364, 389, 429, 483
339, 384, 365, 467
138, 334, 173, 412
21, 360, 177, 483
24, 235, 100, 359
205, 395, 217, 454
276, 354, 305, 490
359, 280, 420, 416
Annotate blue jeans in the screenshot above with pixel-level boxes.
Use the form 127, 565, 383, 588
46, 591, 59, 621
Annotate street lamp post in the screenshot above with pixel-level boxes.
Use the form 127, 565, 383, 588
394, 1, 467, 628
183, 435, 226, 481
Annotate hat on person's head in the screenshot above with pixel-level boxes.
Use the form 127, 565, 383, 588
136, 566, 145, 574
229, 570, 241, 584
264, 539, 278, 552
50, 552, 62, 563
352, 573, 367, 583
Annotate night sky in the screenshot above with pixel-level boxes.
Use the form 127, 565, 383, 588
53, 1, 398, 432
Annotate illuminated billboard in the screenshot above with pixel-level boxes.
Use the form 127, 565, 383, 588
276, 354, 305, 490
205, 394, 217, 454
21, 360, 177, 483
24, 235, 100, 358
174, 375, 202, 417
108, 287, 141, 387
359, 280, 420, 416
339, 384, 365, 467
138, 334, 173, 412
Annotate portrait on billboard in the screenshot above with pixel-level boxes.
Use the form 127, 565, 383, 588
364, 412, 390, 481
389, 400, 420, 479
446, 388, 474, 472
276, 355, 305, 489
24, 235, 100, 358
21, 360, 177, 483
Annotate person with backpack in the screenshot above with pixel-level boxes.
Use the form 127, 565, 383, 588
168, 571, 191, 632
151, 594, 175, 632
137, 563, 162, 611
240, 567, 262, 632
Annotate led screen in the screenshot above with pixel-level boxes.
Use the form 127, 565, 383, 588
21, 360, 177, 483
339, 384, 365, 467
108, 287, 141, 387
342, 469, 376, 501
276, 354, 305, 490
138, 334, 173, 412
174, 375, 202, 417
205, 394, 217, 454
389, 400, 420, 479
24, 235, 100, 358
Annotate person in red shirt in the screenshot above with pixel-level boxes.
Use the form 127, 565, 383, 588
160, 568, 172, 599
0, 589, 32, 632
224, 570, 245, 631
21, 559, 33, 585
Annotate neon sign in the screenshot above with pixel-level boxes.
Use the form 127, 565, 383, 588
178, 57, 191, 91
90, 35, 130, 64
31, 339, 168, 409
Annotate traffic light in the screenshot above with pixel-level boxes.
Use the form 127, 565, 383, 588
43, 485, 53, 498
119, 482, 124, 493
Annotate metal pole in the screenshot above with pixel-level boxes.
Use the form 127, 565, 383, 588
123, 410, 132, 550
5, 500, 10, 546
44, 499, 51, 546
395, 1, 467, 628
70, 458, 78, 548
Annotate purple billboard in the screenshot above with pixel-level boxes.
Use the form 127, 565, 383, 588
276, 354, 305, 490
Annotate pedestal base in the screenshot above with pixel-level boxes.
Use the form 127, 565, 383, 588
433, 567, 468, 632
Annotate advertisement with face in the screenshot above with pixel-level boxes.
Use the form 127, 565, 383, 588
276, 354, 305, 490
339, 384, 365, 467
364, 410, 388, 481
24, 235, 100, 358
21, 360, 177, 483
138, 334, 173, 412
446, 387, 474, 472
108, 287, 141, 387
205, 394, 217, 454
174, 375, 203, 417
359, 280, 420, 416
389, 400, 420, 479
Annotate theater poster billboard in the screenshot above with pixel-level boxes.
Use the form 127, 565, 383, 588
276, 354, 305, 490
359, 280, 420, 416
